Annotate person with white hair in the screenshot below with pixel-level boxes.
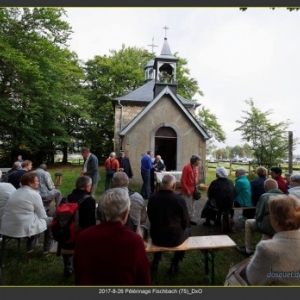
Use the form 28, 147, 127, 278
73, 188, 150, 285
201, 166, 235, 227
104, 151, 120, 190
288, 173, 300, 200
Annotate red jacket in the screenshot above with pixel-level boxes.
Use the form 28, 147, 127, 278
74, 221, 151, 286
275, 175, 288, 194
104, 157, 120, 171
181, 163, 199, 195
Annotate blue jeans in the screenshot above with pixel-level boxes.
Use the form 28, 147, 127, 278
140, 170, 150, 199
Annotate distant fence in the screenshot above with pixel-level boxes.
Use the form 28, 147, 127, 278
206, 161, 300, 176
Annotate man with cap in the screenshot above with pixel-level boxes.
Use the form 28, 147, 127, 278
117, 150, 133, 179
201, 166, 235, 226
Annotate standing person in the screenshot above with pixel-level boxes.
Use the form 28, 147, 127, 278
150, 155, 166, 193
148, 174, 191, 277
270, 167, 288, 194
140, 150, 153, 200
117, 150, 133, 179
248, 166, 268, 219
59, 176, 96, 276
234, 168, 252, 221
181, 154, 201, 226
0, 172, 53, 253
17, 155, 23, 163
80, 147, 100, 198
8, 160, 33, 189
74, 188, 150, 285
104, 152, 120, 190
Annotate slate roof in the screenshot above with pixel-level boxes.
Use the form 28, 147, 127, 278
118, 85, 210, 140
113, 80, 199, 109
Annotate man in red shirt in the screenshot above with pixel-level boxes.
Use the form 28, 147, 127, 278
181, 154, 201, 226
270, 167, 288, 194
104, 152, 120, 190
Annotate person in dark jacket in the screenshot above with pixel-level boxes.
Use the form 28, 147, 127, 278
117, 150, 133, 178
0, 161, 21, 183
61, 175, 96, 277
201, 166, 235, 227
247, 166, 268, 219
147, 173, 191, 277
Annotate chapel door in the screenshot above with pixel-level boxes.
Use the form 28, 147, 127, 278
154, 127, 177, 171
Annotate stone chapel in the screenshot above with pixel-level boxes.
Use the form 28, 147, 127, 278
111, 36, 210, 186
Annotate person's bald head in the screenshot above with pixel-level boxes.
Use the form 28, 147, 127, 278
264, 178, 278, 191
160, 174, 176, 191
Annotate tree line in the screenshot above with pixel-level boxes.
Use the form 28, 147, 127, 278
0, 8, 295, 168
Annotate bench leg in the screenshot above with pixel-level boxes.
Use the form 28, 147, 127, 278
202, 250, 215, 285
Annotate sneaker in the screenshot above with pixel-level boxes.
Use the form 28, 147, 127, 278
238, 215, 247, 222
236, 245, 253, 257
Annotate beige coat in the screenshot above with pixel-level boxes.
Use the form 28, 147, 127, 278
0, 185, 47, 237
246, 230, 300, 285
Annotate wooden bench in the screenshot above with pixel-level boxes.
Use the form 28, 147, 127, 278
49, 235, 236, 285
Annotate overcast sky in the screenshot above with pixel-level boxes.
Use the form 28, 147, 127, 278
62, 8, 300, 155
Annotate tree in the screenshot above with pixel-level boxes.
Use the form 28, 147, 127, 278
234, 99, 295, 167
0, 8, 89, 165
196, 106, 226, 143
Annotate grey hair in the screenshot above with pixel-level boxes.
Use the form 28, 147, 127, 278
264, 178, 278, 191
190, 154, 201, 164
81, 147, 90, 153
76, 175, 92, 190
112, 172, 129, 187
13, 161, 22, 170
160, 174, 176, 189
110, 152, 116, 157
97, 188, 130, 222
236, 168, 246, 175
291, 173, 300, 184
147, 150, 153, 155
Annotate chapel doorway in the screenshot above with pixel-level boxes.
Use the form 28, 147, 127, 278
154, 127, 177, 171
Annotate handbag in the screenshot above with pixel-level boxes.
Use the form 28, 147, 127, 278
191, 164, 201, 200
224, 257, 251, 286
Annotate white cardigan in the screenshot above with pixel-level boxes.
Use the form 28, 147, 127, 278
0, 185, 47, 237
246, 230, 300, 285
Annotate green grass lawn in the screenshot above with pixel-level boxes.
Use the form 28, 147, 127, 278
0, 164, 262, 286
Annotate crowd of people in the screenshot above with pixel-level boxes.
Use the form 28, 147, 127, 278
1, 149, 300, 286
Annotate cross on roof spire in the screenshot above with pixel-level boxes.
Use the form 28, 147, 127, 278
163, 25, 169, 38
147, 36, 158, 54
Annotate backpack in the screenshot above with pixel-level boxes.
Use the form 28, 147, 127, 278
50, 194, 90, 254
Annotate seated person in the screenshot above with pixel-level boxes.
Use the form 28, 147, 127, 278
201, 166, 235, 227
270, 167, 288, 194
236, 179, 283, 256
150, 155, 166, 193
73, 188, 150, 285
147, 174, 191, 277
111, 172, 147, 235
246, 194, 300, 285
35, 164, 62, 209
0, 161, 21, 183
0, 172, 52, 253
60, 175, 96, 276
248, 166, 268, 219
288, 173, 300, 200
234, 168, 252, 221
8, 160, 33, 189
